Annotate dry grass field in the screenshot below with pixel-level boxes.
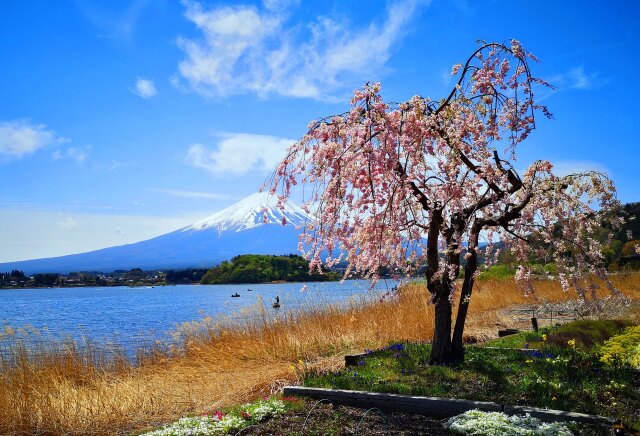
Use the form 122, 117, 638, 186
1, 273, 639, 435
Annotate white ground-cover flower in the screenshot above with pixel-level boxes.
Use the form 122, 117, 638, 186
240, 398, 286, 421
141, 399, 287, 435
142, 416, 220, 436
446, 409, 574, 435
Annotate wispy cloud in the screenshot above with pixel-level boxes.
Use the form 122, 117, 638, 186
552, 160, 610, 177
56, 216, 79, 231
536, 66, 607, 103
185, 132, 294, 175
131, 77, 157, 98
0, 209, 207, 262
175, 0, 427, 99
73, 0, 152, 40
150, 188, 229, 200
0, 119, 68, 161
106, 159, 134, 171
52, 145, 91, 163
547, 66, 608, 91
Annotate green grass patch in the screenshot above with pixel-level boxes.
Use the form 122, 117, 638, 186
486, 328, 550, 349
477, 265, 515, 280
304, 322, 640, 428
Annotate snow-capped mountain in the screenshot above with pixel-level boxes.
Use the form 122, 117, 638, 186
184, 191, 311, 233
0, 193, 314, 274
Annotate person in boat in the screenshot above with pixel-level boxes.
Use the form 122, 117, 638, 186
275, 295, 280, 304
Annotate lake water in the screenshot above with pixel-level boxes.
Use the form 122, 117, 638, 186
0, 280, 397, 356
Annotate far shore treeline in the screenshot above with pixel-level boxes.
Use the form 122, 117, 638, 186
200, 254, 340, 284
0, 254, 340, 289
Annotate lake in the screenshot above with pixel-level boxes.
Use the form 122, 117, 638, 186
0, 280, 397, 356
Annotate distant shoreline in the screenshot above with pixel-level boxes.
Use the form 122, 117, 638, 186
0, 278, 368, 291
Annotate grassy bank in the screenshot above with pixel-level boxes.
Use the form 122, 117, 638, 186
303, 325, 640, 427
1, 273, 639, 434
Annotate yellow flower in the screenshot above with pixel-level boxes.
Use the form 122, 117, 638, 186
552, 396, 557, 401
567, 339, 576, 348
542, 334, 547, 342
526, 359, 533, 364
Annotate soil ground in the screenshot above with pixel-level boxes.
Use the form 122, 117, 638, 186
245, 400, 612, 435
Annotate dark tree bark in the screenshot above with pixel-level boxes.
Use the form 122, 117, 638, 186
451, 225, 481, 362
429, 281, 454, 364
425, 209, 458, 365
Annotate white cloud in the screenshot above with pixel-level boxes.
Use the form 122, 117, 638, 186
547, 66, 607, 91
52, 146, 91, 163
185, 132, 294, 175
131, 77, 157, 98
56, 217, 79, 231
176, 0, 426, 99
552, 160, 610, 177
0, 120, 68, 160
150, 188, 229, 200
106, 159, 135, 171
74, 0, 152, 40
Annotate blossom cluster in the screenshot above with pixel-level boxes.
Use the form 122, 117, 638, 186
445, 409, 574, 435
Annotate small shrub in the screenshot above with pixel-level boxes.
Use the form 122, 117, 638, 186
547, 319, 634, 349
543, 263, 557, 275
445, 409, 573, 435
599, 325, 640, 368
478, 265, 515, 280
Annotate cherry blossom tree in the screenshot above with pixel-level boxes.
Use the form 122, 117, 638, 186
267, 41, 621, 364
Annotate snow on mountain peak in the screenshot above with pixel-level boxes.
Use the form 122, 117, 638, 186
183, 191, 312, 233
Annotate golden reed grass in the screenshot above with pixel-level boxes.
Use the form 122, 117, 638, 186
0, 273, 638, 435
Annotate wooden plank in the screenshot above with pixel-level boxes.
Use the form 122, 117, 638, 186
283, 386, 620, 426
283, 386, 501, 417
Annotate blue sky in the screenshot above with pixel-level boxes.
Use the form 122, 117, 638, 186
1, 0, 639, 262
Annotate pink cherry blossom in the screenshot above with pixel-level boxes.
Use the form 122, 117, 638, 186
266, 41, 621, 365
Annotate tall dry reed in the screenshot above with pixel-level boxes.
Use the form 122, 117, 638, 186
1, 273, 638, 435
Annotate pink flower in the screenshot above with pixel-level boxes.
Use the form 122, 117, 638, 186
451, 64, 462, 76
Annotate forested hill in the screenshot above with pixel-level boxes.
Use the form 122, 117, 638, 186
200, 254, 340, 284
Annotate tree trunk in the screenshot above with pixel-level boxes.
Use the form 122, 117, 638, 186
428, 281, 453, 365
451, 229, 480, 363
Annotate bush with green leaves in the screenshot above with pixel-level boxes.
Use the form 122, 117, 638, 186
599, 325, 640, 368
445, 409, 573, 435
477, 265, 515, 280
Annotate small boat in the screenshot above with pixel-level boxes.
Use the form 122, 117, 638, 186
247, 288, 253, 292
231, 293, 240, 298
272, 302, 281, 308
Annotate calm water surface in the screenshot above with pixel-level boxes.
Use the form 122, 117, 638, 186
0, 280, 396, 354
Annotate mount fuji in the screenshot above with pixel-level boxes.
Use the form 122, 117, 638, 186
0, 192, 314, 274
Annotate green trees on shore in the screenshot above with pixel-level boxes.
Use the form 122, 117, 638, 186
200, 254, 339, 284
